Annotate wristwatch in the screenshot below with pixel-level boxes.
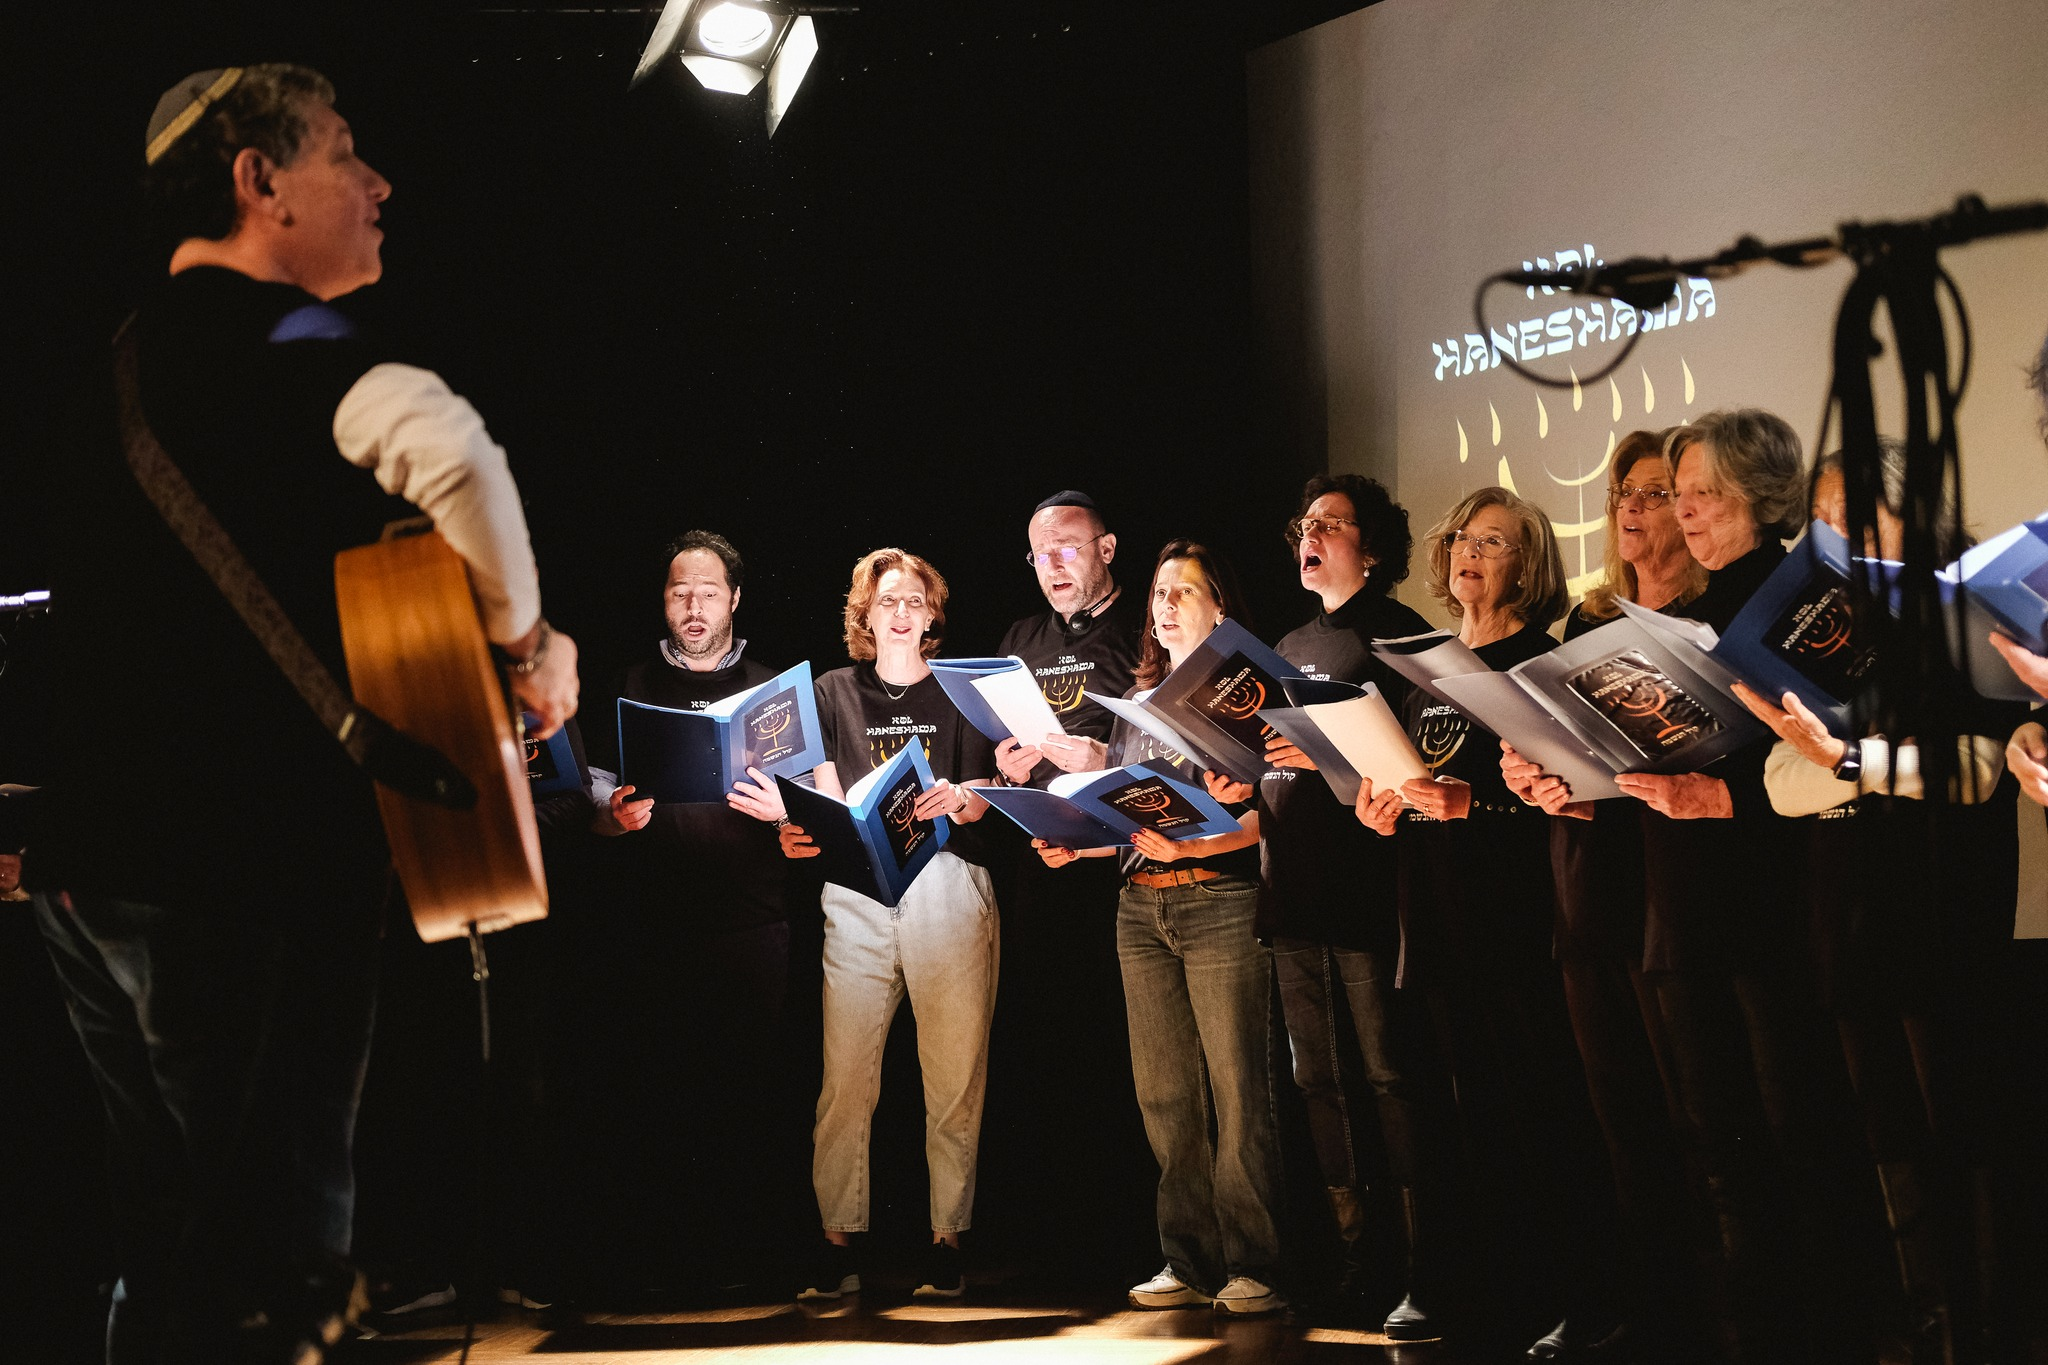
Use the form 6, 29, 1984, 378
1830, 741, 1862, 784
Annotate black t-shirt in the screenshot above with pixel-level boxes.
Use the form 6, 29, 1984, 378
36, 267, 407, 907
1396, 620, 1561, 984
1257, 589, 1431, 950
1400, 621, 1558, 803
998, 590, 1144, 786
1108, 684, 1260, 883
1639, 542, 1795, 972
1551, 602, 1651, 960
614, 652, 793, 929
814, 664, 998, 867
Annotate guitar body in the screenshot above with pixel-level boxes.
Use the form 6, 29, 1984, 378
334, 528, 547, 942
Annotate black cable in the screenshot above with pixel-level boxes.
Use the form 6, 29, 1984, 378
1470, 272, 1644, 389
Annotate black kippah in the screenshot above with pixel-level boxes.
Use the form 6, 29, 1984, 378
1033, 489, 1101, 516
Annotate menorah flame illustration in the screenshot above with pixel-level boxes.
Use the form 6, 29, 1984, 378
1042, 675, 1086, 713
888, 799, 917, 834
1122, 787, 1174, 816
1214, 677, 1267, 720
1615, 682, 1693, 745
751, 709, 793, 743
1798, 601, 1855, 658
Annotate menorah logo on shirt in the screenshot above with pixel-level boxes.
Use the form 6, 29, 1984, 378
1043, 674, 1086, 713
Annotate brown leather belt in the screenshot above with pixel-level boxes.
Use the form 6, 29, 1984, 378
1127, 866, 1222, 890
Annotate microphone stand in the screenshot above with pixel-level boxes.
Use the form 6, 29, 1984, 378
1481, 193, 2048, 807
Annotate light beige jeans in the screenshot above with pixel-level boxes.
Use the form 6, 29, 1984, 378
813, 850, 1000, 1234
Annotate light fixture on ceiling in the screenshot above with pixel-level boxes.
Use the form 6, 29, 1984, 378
631, 0, 840, 136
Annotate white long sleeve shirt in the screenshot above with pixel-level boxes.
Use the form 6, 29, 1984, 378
331, 362, 542, 645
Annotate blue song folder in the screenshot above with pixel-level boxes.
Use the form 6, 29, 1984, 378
929, 656, 1066, 745
522, 717, 582, 798
1710, 523, 1889, 738
1939, 512, 2048, 701
976, 762, 1242, 849
775, 738, 948, 907
618, 661, 824, 803
1086, 620, 1305, 783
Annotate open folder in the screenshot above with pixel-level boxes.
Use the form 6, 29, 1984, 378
1372, 620, 1767, 802
619, 661, 824, 804
1255, 677, 1427, 806
774, 738, 948, 908
1939, 510, 2048, 701
929, 656, 1067, 746
1706, 523, 1892, 737
1085, 620, 1305, 783
976, 762, 1242, 849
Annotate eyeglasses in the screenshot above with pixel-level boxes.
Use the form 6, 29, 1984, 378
1024, 533, 1108, 570
1285, 515, 1359, 544
1608, 483, 1674, 510
1440, 530, 1519, 558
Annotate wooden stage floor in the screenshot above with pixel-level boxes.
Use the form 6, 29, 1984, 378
347, 1291, 1463, 1363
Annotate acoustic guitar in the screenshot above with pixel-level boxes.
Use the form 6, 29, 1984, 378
334, 524, 548, 942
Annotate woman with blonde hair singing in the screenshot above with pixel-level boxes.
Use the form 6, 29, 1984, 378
766, 548, 999, 1304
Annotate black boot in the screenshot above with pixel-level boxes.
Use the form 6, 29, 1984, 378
1528, 1316, 1630, 1361
1382, 1186, 1444, 1341
1875, 1161, 1951, 1365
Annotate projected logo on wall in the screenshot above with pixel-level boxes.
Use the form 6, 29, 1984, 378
1426, 243, 1723, 597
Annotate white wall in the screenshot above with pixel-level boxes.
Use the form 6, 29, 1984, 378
1249, 0, 2048, 932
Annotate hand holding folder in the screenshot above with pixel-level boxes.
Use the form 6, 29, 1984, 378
619, 661, 824, 804
774, 738, 948, 907
1084, 620, 1306, 783
1255, 677, 1428, 806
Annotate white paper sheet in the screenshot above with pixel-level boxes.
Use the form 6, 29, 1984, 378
972, 666, 1066, 747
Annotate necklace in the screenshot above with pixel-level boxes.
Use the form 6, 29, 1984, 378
878, 673, 912, 701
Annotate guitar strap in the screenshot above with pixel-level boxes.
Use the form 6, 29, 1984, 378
111, 315, 476, 810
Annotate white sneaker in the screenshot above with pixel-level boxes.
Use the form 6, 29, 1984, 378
1212, 1275, 1285, 1315
1128, 1266, 1213, 1309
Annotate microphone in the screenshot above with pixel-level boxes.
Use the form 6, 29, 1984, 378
1499, 256, 1682, 312
0, 590, 50, 616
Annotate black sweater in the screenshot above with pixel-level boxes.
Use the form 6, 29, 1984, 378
1257, 589, 1431, 950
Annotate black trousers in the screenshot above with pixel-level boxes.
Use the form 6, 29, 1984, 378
1649, 963, 1883, 1365
1558, 949, 1704, 1336
1423, 955, 1622, 1334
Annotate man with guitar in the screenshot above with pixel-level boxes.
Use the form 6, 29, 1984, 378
28, 64, 576, 1364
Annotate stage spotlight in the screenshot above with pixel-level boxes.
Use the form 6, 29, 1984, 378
631, 0, 828, 135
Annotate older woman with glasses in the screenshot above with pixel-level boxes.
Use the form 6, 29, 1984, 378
1358, 487, 1623, 1360
1499, 429, 1709, 1351
1612, 410, 1875, 1364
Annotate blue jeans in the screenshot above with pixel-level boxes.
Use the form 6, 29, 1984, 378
35, 888, 379, 1362
1117, 875, 1282, 1292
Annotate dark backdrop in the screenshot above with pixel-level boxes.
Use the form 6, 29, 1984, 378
0, 0, 1370, 1341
